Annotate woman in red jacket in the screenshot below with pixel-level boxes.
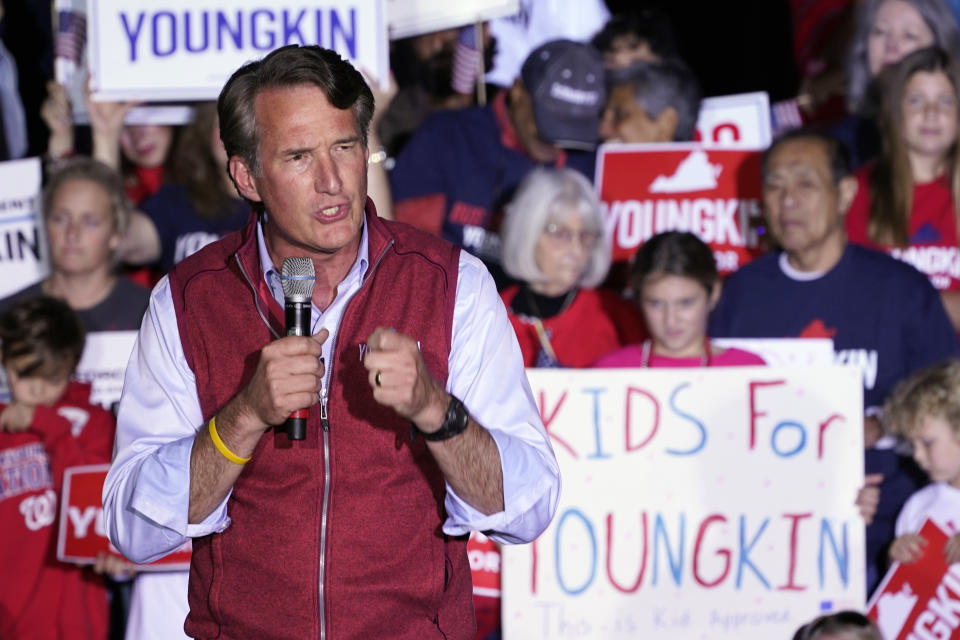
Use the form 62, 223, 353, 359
499, 166, 645, 368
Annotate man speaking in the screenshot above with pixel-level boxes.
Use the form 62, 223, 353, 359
102, 45, 560, 639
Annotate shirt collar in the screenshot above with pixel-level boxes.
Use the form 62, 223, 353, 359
256, 212, 370, 306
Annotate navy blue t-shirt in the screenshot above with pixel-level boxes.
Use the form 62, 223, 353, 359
710, 243, 956, 595
140, 184, 249, 275
710, 243, 959, 408
389, 102, 596, 272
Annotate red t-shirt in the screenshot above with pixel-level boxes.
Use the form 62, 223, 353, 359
846, 164, 960, 290
501, 286, 647, 368
0, 381, 114, 640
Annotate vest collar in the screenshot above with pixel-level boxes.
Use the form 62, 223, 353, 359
231, 199, 395, 333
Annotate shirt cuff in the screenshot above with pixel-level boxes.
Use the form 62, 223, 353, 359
128, 434, 231, 538
442, 427, 560, 545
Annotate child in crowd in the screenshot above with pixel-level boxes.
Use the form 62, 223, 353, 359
885, 359, 960, 565
0, 296, 115, 639
594, 231, 765, 367
845, 46, 960, 330
791, 610, 883, 640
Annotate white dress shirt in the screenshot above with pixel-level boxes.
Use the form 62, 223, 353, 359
103, 219, 561, 564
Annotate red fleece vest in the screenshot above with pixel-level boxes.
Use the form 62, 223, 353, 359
167, 210, 474, 639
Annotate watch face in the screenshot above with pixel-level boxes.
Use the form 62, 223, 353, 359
424, 396, 469, 441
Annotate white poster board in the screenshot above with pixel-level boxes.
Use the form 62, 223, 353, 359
712, 338, 836, 367
88, 0, 389, 101
74, 331, 138, 409
694, 91, 772, 149
54, 0, 196, 125
503, 366, 866, 640
0, 158, 47, 299
386, 0, 519, 39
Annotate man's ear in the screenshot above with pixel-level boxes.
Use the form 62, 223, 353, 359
652, 106, 679, 142
837, 175, 858, 216
229, 156, 262, 204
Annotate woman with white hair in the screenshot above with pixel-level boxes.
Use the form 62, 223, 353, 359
499, 166, 645, 367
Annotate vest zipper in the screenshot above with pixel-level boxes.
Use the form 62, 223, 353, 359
320, 389, 329, 431
315, 239, 392, 640
318, 425, 331, 640
234, 238, 396, 639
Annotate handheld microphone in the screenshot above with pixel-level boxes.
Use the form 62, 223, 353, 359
281, 257, 316, 440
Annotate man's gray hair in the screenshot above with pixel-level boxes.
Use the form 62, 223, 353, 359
609, 57, 702, 141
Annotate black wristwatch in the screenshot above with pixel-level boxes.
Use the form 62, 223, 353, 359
417, 395, 470, 441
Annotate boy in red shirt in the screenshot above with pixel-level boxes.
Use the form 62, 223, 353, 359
0, 296, 115, 639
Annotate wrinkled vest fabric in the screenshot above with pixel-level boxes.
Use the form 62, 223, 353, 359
167, 210, 473, 639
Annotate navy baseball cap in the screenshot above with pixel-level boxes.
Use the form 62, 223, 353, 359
521, 39, 605, 150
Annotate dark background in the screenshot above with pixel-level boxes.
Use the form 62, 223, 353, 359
1, 0, 802, 157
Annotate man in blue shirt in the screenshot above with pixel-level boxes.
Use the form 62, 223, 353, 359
709, 128, 960, 594
389, 39, 604, 285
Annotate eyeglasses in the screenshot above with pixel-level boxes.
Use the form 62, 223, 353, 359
543, 222, 602, 248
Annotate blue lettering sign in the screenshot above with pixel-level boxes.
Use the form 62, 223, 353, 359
217, 10, 243, 49
282, 9, 306, 45
330, 8, 356, 58
184, 11, 210, 53
555, 509, 597, 595
653, 513, 685, 586
736, 515, 770, 589
250, 9, 276, 50
819, 520, 849, 588
152, 11, 177, 57
120, 12, 146, 62
771, 421, 807, 458
666, 382, 707, 456
583, 388, 611, 460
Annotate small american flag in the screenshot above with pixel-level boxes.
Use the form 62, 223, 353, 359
770, 98, 804, 137
55, 10, 87, 65
452, 25, 483, 96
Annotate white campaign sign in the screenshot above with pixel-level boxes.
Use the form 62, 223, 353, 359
88, 0, 389, 101
694, 92, 772, 149
712, 338, 836, 367
74, 331, 138, 409
386, 0, 519, 39
0, 158, 47, 299
503, 366, 866, 640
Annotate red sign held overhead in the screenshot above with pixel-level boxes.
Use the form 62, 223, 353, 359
57, 464, 191, 570
596, 144, 766, 275
867, 519, 960, 639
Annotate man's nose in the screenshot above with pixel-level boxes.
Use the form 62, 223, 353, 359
314, 154, 343, 194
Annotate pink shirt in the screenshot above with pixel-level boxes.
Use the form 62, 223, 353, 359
593, 343, 766, 368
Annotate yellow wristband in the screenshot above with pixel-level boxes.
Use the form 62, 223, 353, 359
208, 417, 251, 465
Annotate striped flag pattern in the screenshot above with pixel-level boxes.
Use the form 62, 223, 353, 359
55, 10, 87, 64
452, 26, 483, 95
